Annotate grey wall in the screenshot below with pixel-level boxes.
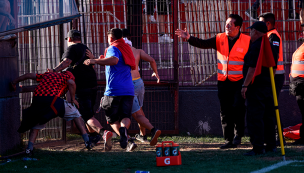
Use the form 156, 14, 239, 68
0, 39, 20, 155
179, 87, 302, 137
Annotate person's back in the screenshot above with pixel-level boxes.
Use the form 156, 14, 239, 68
130, 46, 142, 79
63, 43, 97, 89
34, 71, 73, 97
104, 45, 134, 96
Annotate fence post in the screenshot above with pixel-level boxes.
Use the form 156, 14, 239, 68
127, 0, 142, 49
173, 0, 179, 134
0, 38, 20, 155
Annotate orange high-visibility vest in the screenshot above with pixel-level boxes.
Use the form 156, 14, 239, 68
267, 29, 285, 74
291, 43, 304, 78
216, 33, 250, 81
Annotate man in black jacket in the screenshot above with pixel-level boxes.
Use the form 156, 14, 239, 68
241, 21, 278, 156
175, 14, 250, 149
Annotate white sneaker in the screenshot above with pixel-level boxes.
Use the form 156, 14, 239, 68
149, 15, 157, 22
159, 34, 173, 43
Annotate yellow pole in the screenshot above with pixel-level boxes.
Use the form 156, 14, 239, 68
269, 67, 285, 161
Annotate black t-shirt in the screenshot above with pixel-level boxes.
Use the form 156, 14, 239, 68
243, 37, 278, 87
62, 43, 97, 89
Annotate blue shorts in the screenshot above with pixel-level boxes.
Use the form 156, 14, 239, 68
131, 78, 145, 114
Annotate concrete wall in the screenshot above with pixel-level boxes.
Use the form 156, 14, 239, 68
0, 39, 20, 155
179, 87, 302, 136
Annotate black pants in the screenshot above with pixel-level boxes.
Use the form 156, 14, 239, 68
275, 74, 285, 140
296, 94, 304, 139
246, 86, 276, 151
217, 79, 245, 143
75, 88, 97, 122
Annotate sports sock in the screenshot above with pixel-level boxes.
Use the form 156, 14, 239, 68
99, 128, 106, 136
82, 134, 89, 142
27, 141, 34, 150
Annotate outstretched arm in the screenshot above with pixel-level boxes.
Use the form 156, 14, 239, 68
67, 79, 79, 108
140, 50, 160, 83
83, 56, 118, 66
11, 73, 36, 91
175, 28, 191, 40
48, 58, 72, 73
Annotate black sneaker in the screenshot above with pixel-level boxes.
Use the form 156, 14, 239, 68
219, 142, 237, 149
119, 127, 128, 149
233, 136, 242, 145
265, 146, 277, 153
135, 134, 148, 143
88, 133, 101, 146
25, 149, 33, 157
291, 139, 304, 145
243, 149, 265, 156
85, 141, 93, 150
126, 138, 138, 152
150, 128, 161, 146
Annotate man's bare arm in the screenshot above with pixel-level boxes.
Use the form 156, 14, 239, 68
140, 50, 160, 83
11, 73, 36, 91
83, 56, 118, 66
48, 58, 72, 72
67, 79, 79, 108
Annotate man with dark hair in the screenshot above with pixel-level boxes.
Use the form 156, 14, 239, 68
241, 21, 278, 156
84, 28, 137, 150
11, 71, 95, 156
121, 28, 161, 146
48, 29, 113, 151
259, 12, 286, 146
175, 14, 250, 149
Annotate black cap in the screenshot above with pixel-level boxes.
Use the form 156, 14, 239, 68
247, 21, 268, 33
65, 30, 81, 40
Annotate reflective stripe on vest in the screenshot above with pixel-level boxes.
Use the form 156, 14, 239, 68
293, 61, 304, 64
291, 70, 304, 75
291, 43, 304, 78
218, 69, 243, 75
267, 29, 285, 74
216, 33, 250, 81
217, 60, 244, 65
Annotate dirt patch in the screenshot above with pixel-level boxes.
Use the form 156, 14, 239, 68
36, 139, 300, 153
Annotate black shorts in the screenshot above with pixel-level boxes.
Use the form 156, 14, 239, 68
145, 0, 172, 15
101, 95, 134, 124
75, 88, 97, 122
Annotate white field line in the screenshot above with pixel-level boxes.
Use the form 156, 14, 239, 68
251, 160, 304, 173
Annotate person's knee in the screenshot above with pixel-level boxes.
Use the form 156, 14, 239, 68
132, 111, 143, 120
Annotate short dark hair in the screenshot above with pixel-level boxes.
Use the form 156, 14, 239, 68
258, 12, 275, 26
228, 14, 243, 28
107, 28, 122, 39
70, 36, 81, 42
122, 28, 131, 37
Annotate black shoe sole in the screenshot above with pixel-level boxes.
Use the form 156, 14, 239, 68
150, 130, 161, 146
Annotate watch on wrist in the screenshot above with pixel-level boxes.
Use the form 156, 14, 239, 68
242, 85, 247, 88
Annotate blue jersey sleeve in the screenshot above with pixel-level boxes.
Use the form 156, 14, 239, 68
106, 46, 120, 59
